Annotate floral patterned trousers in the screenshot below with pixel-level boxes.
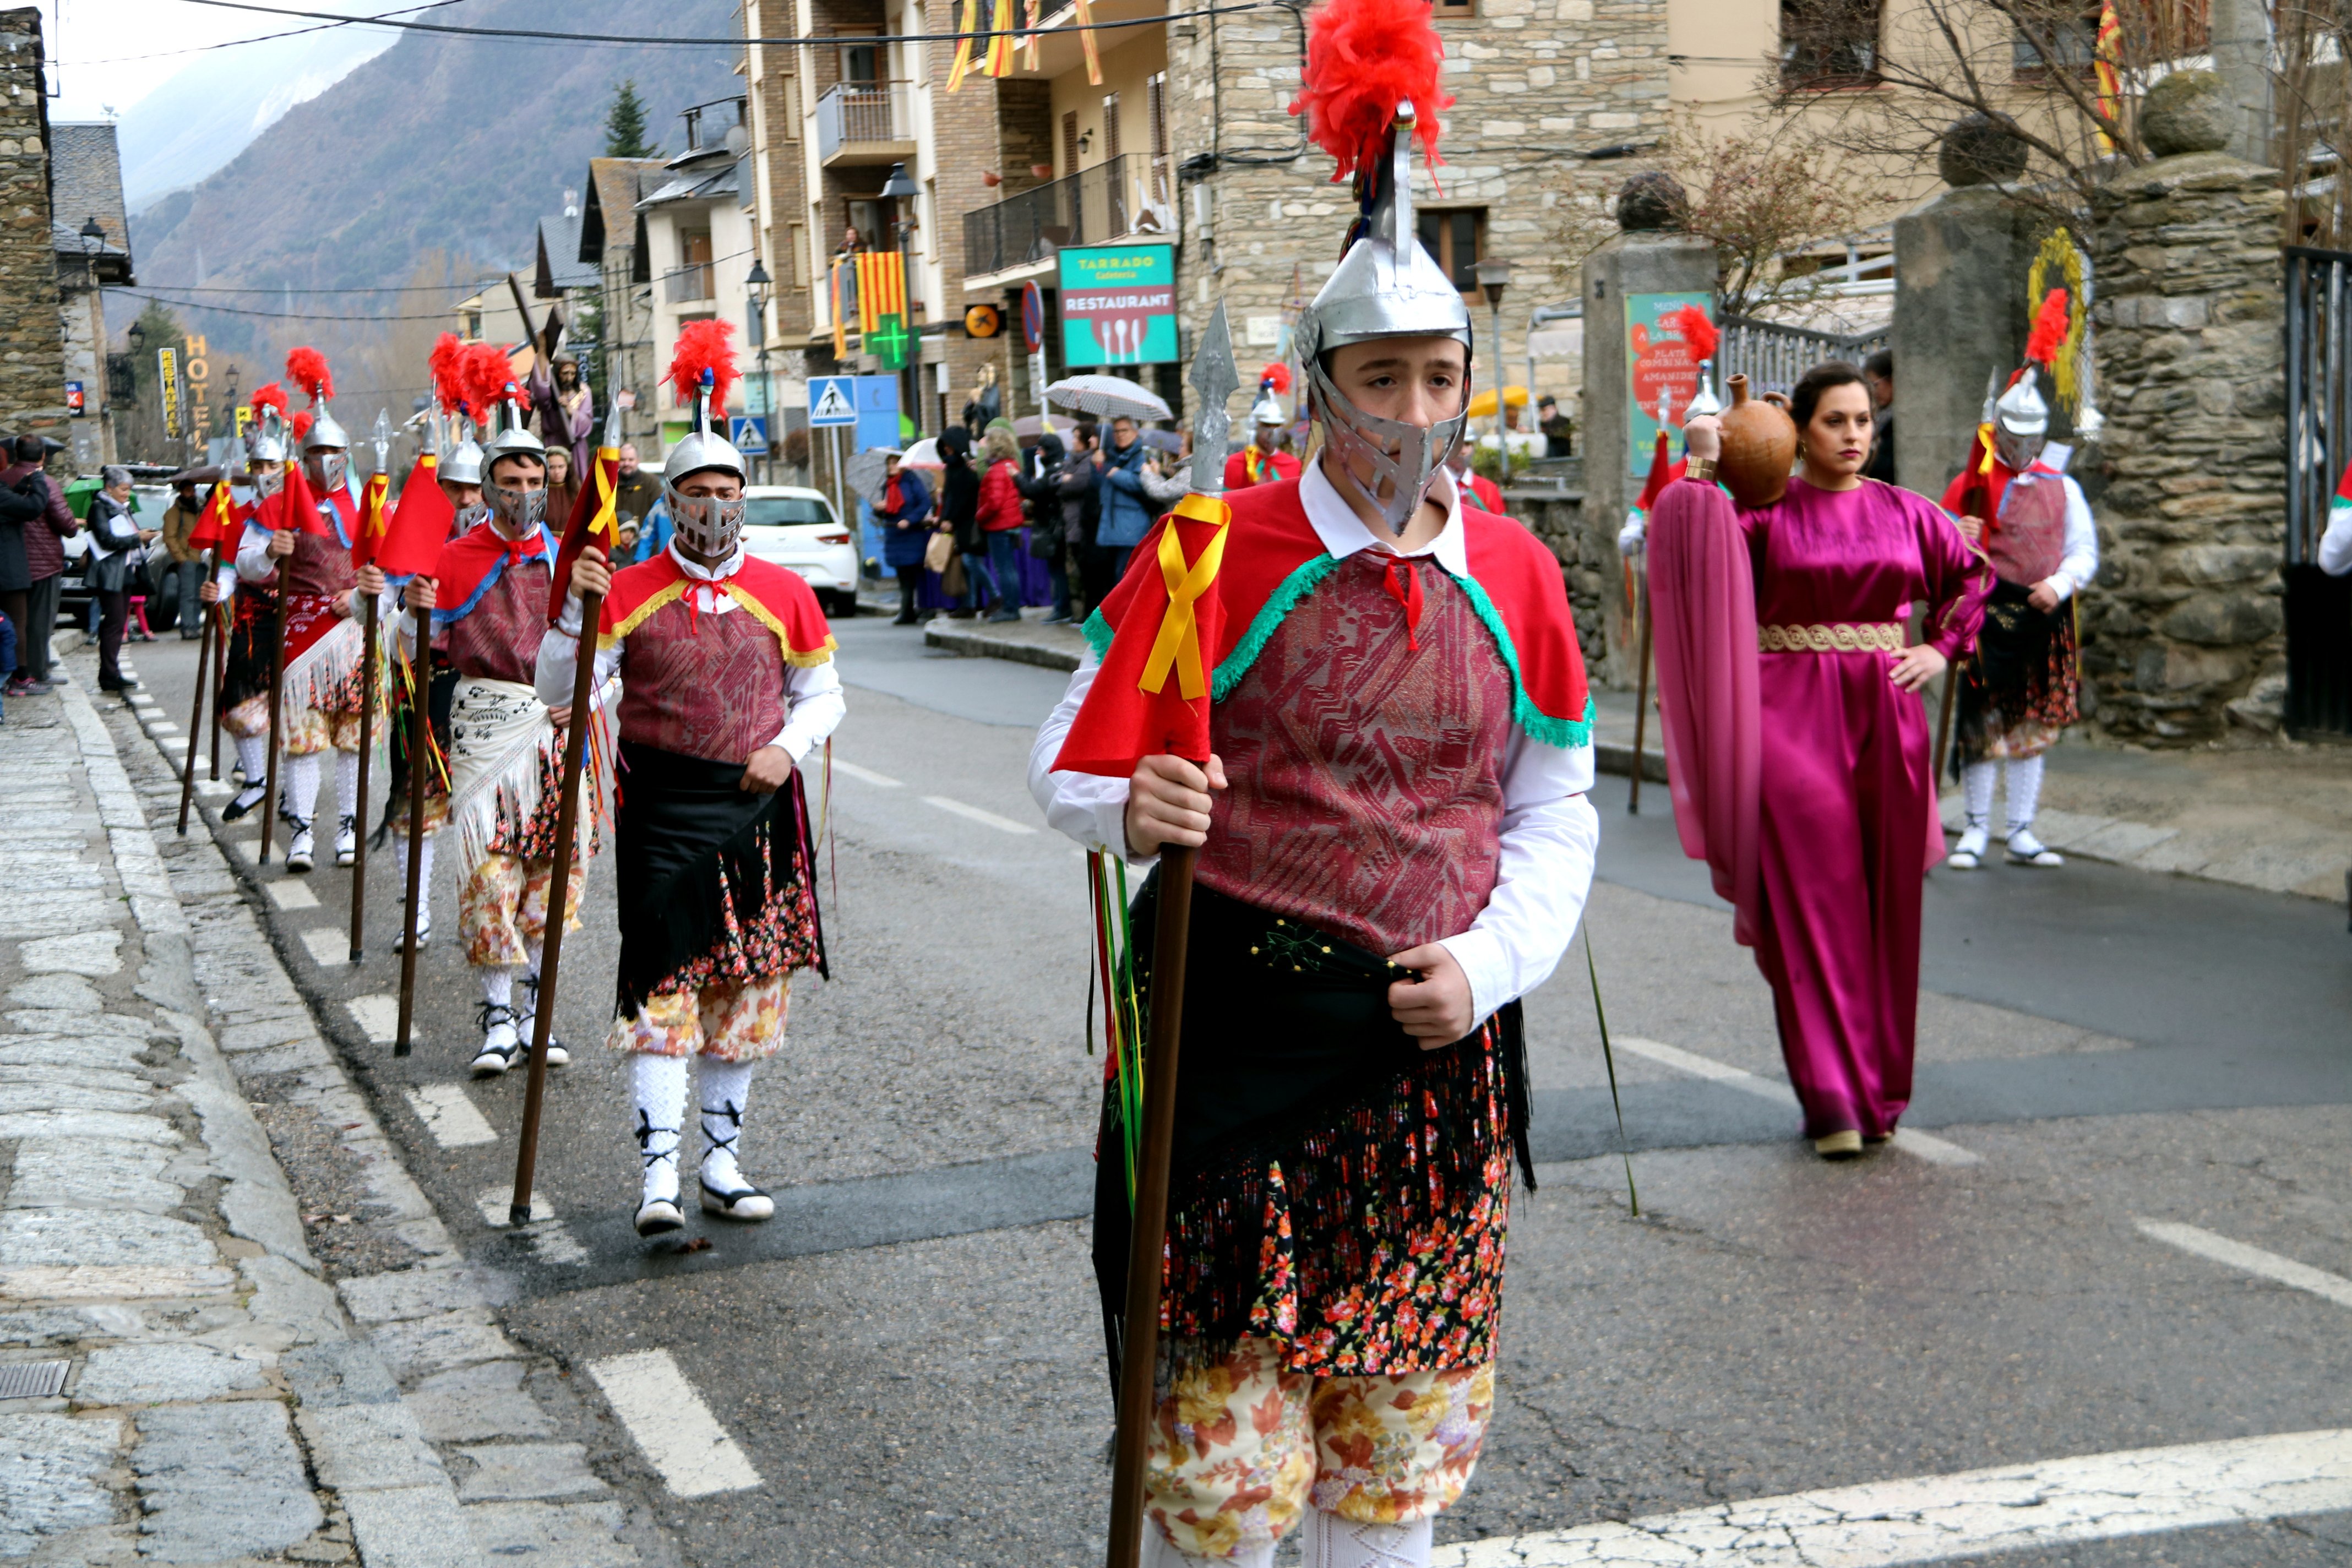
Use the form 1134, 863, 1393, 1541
605, 974, 792, 1064
458, 853, 586, 970
1146, 1337, 1493, 1560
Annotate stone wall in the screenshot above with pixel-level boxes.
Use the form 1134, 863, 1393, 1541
2083, 152, 2286, 744
1506, 487, 1604, 670
0, 10, 64, 450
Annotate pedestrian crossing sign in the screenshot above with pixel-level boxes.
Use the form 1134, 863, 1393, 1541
809, 377, 857, 427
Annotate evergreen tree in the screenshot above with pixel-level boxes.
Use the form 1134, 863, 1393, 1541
604, 80, 657, 159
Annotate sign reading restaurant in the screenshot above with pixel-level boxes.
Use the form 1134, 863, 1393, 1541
1057, 243, 1177, 367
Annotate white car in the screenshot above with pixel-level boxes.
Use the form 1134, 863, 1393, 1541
738, 485, 859, 618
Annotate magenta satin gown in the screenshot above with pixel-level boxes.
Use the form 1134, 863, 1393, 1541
1734, 478, 1989, 1137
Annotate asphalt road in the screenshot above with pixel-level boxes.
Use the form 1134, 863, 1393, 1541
121, 614, 2352, 1566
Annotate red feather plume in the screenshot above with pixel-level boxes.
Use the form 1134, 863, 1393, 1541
1260, 363, 1292, 394
1289, 0, 1452, 184
292, 410, 314, 442
285, 346, 333, 404
428, 332, 469, 414
2025, 288, 2070, 368
249, 382, 288, 420
668, 319, 740, 412
461, 342, 516, 424
1665, 304, 1718, 364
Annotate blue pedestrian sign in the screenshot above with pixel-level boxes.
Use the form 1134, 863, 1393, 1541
729, 415, 769, 454
808, 377, 857, 427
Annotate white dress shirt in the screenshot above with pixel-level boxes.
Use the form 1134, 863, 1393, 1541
1028, 456, 1600, 1021
535, 538, 846, 764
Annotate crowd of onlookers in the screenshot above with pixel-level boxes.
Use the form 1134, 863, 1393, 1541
0, 435, 88, 716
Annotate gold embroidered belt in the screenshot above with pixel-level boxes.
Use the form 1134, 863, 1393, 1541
1758, 622, 1905, 654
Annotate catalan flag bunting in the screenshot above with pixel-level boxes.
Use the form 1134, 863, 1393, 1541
983, 0, 1017, 76
946, 0, 980, 91
856, 250, 911, 369
1075, 0, 1103, 83
2094, 3, 2121, 153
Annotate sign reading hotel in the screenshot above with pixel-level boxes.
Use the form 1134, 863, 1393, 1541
1623, 291, 1713, 476
1058, 244, 1177, 366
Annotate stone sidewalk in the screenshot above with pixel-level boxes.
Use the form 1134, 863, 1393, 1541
918, 605, 2352, 904
1, 651, 659, 1567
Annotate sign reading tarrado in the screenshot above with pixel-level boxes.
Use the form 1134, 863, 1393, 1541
1058, 243, 1177, 366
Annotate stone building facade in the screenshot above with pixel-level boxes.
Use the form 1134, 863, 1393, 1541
0, 9, 66, 454
2081, 153, 2287, 744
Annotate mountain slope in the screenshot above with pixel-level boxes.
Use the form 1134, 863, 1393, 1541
128, 0, 736, 350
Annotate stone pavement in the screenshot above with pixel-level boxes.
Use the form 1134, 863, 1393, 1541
0, 648, 661, 1567
909, 603, 2352, 906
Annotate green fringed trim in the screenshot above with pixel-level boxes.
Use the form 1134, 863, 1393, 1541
1082, 607, 1114, 661
1210, 553, 1342, 701
1446, 570, 1596, 750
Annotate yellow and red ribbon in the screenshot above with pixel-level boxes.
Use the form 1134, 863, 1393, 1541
1138, 493, 1231, 700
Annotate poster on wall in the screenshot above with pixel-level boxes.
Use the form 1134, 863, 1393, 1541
1623, 291, 1714, 476
1058, 244, 1178, 366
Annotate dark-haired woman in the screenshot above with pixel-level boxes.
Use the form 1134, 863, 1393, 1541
1652, 362, 1990, 1158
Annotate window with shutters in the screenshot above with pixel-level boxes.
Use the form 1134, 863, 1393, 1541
1102, 92, 1121, 161
1062, 110, 1080, 175
1415, 209, 1485, 295
1147, 71, 1170, 205
1434, 0, 1474, 17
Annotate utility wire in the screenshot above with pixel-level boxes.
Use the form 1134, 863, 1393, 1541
109, 287, 471, 322
108, 278, 505, 295
60, 0, 464, 70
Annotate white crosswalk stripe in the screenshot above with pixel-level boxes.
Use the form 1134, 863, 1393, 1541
829, 757, 902, 788
345, 994, 400, 1043
2137, 1219, 2352, 1310
587, 1349, 762, 1497
922, 794, 1036, 834
405, 1083, 496, 1148
1612, 1036, 1980, 1166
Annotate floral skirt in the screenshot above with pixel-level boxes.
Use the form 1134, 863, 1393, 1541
1954, 579, 2079, 766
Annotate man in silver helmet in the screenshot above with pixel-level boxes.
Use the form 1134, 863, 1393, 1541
439, 411, 489, 532
539, 347, 843, 1240
1030, 67, 1599, 1568
213, 407, 293, 819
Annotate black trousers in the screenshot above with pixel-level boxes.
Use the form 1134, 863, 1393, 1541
96, 589, 128, 687
895, 565, 922, 619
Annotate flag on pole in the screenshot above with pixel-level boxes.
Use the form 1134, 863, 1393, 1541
375, 455, 457, 578
549, 439, 623, 618
2094, 2, 2121, 152
187, 475, 238, 552
1051, 495, 1231, 775
856, 251, 911, 369
351, 470, 392, 569
983, 0, 1016, 76
946, 0, 980, 91
257, 445, 327, 537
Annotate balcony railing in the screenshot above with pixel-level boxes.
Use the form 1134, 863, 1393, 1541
663, 263, 715, 304
814, 83, 915, 165
964, 155, 1134, 280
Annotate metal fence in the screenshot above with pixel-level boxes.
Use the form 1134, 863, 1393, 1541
1716, 313, 1887, 398
964, 155, 1132, 279
2283, 246, 2352, 736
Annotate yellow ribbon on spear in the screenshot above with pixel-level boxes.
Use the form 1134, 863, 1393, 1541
1137, 493, 1229, 699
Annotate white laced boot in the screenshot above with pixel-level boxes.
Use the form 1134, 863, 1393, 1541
393, 834, 434, 949
470, 968, 521, 1077
1948, 760, 1996, 870
2005, 754, 2061, 865
223, 736, 269, 819
632, 1053, 689, 1235
281, 753, 322, 870
1302, 1511, 1434, 1568
513, 943, 569, 1068
334, 750, 360, 866
696, 1060, 772, 1221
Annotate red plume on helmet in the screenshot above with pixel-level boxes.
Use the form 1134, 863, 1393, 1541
1259, 363, 1292, 395
461, 342, 515, 424
285, 346, 334, 405
249, 382, 288, 421
292, 410, 314, 443
2024, 288, 2070, 369
668, 319, 740, 411
1664, 304, 1719, 364
428, 333, 469, 415
1289, 0, 1451, 186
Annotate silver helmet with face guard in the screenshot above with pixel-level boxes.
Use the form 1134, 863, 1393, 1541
1292, 101, 1475, 531
479, 382, 549, 535
663, 369, 749, 558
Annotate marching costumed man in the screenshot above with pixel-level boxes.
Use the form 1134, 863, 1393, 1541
1030, 3, 1599, 1558
1221, 364, 1301, 490
401, 384, 601, 1077
538, 322, 843, 1237
1941, 290, 2098, 871
214, 390, 293, 819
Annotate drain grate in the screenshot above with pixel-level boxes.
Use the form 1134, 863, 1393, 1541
0, 1360, 70, 1400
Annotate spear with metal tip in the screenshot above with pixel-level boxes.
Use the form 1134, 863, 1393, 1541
350, 410, 391, 962
1103, 301, 1237, 1568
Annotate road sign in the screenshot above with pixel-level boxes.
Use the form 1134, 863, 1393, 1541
853, 376, 900, 450
730, 416, 769, 455
809, 377, 857, 427
1021, 281, 1044, 353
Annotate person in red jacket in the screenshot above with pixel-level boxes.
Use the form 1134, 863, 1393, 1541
1224, 364, 1304, 491
976, 421, 1027, 623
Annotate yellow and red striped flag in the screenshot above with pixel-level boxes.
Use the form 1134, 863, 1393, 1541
946, 0, 980, 91
2094, 3, 2121, 152
983, 0, 1016, 77
1075, 0, 1103, 84
854, 250, 906, 335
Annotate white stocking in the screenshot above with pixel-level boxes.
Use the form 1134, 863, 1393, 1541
335, 748, 360, 823
2005, 753, 2046, 836
1302, 1511, 1434, 1568
233, 734, 268, 786
480, 967, 514, 1008
1961, 759, 1996, 833
1140, 1527, 1271, 1568
697, 1059, 756, 1191
631, 1053, 689, 1205
396, 834, 435, 919
282, 752, 322, 827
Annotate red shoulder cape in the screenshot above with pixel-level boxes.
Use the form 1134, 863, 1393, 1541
1088, 477, 1589, 746
599, 551, 836, 663
429, 522, 557, 628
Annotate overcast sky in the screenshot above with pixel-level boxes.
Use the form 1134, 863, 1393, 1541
46, 0, 391, 121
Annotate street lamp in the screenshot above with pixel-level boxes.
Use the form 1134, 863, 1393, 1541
880, 161, 921, 433
224, 363, 241, 443
745, 256, 772, 484
1473, 255, 1512, 485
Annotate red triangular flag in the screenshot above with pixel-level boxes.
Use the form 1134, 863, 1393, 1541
548, 440, 623, 621
349, 471, 392, 569
255, 453, 328, 538
1635, 429, 1677, 514
376, 456, 456, 578
187, 478, 236, 552
1052, 495, 1229, 775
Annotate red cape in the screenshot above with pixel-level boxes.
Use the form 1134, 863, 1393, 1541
1084, 477, 1589, 750
598, 551, 837, 664
429, 521, 558, 629
1224, 447, 1303, 491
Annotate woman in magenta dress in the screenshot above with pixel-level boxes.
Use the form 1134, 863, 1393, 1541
1646, 362, 1990, 1157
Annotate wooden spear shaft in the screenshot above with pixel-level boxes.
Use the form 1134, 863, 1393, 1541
258, 566, 291, 864
394, 633, 431, 1058
175, 552, 217, 836
1628, 560, 1653, 814
1931, 660, 1960, 805
209, 596, 226, 781
1104, 842, 1198, 1568
349, 592, 378, 962
508, 589, 602, 1228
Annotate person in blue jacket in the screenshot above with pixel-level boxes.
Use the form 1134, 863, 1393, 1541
871, 449, 935, 624
1093, 416, 1156, 584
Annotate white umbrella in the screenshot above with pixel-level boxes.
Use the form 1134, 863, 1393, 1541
1044, 374, 1171, 422
898, 437, 945, 470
